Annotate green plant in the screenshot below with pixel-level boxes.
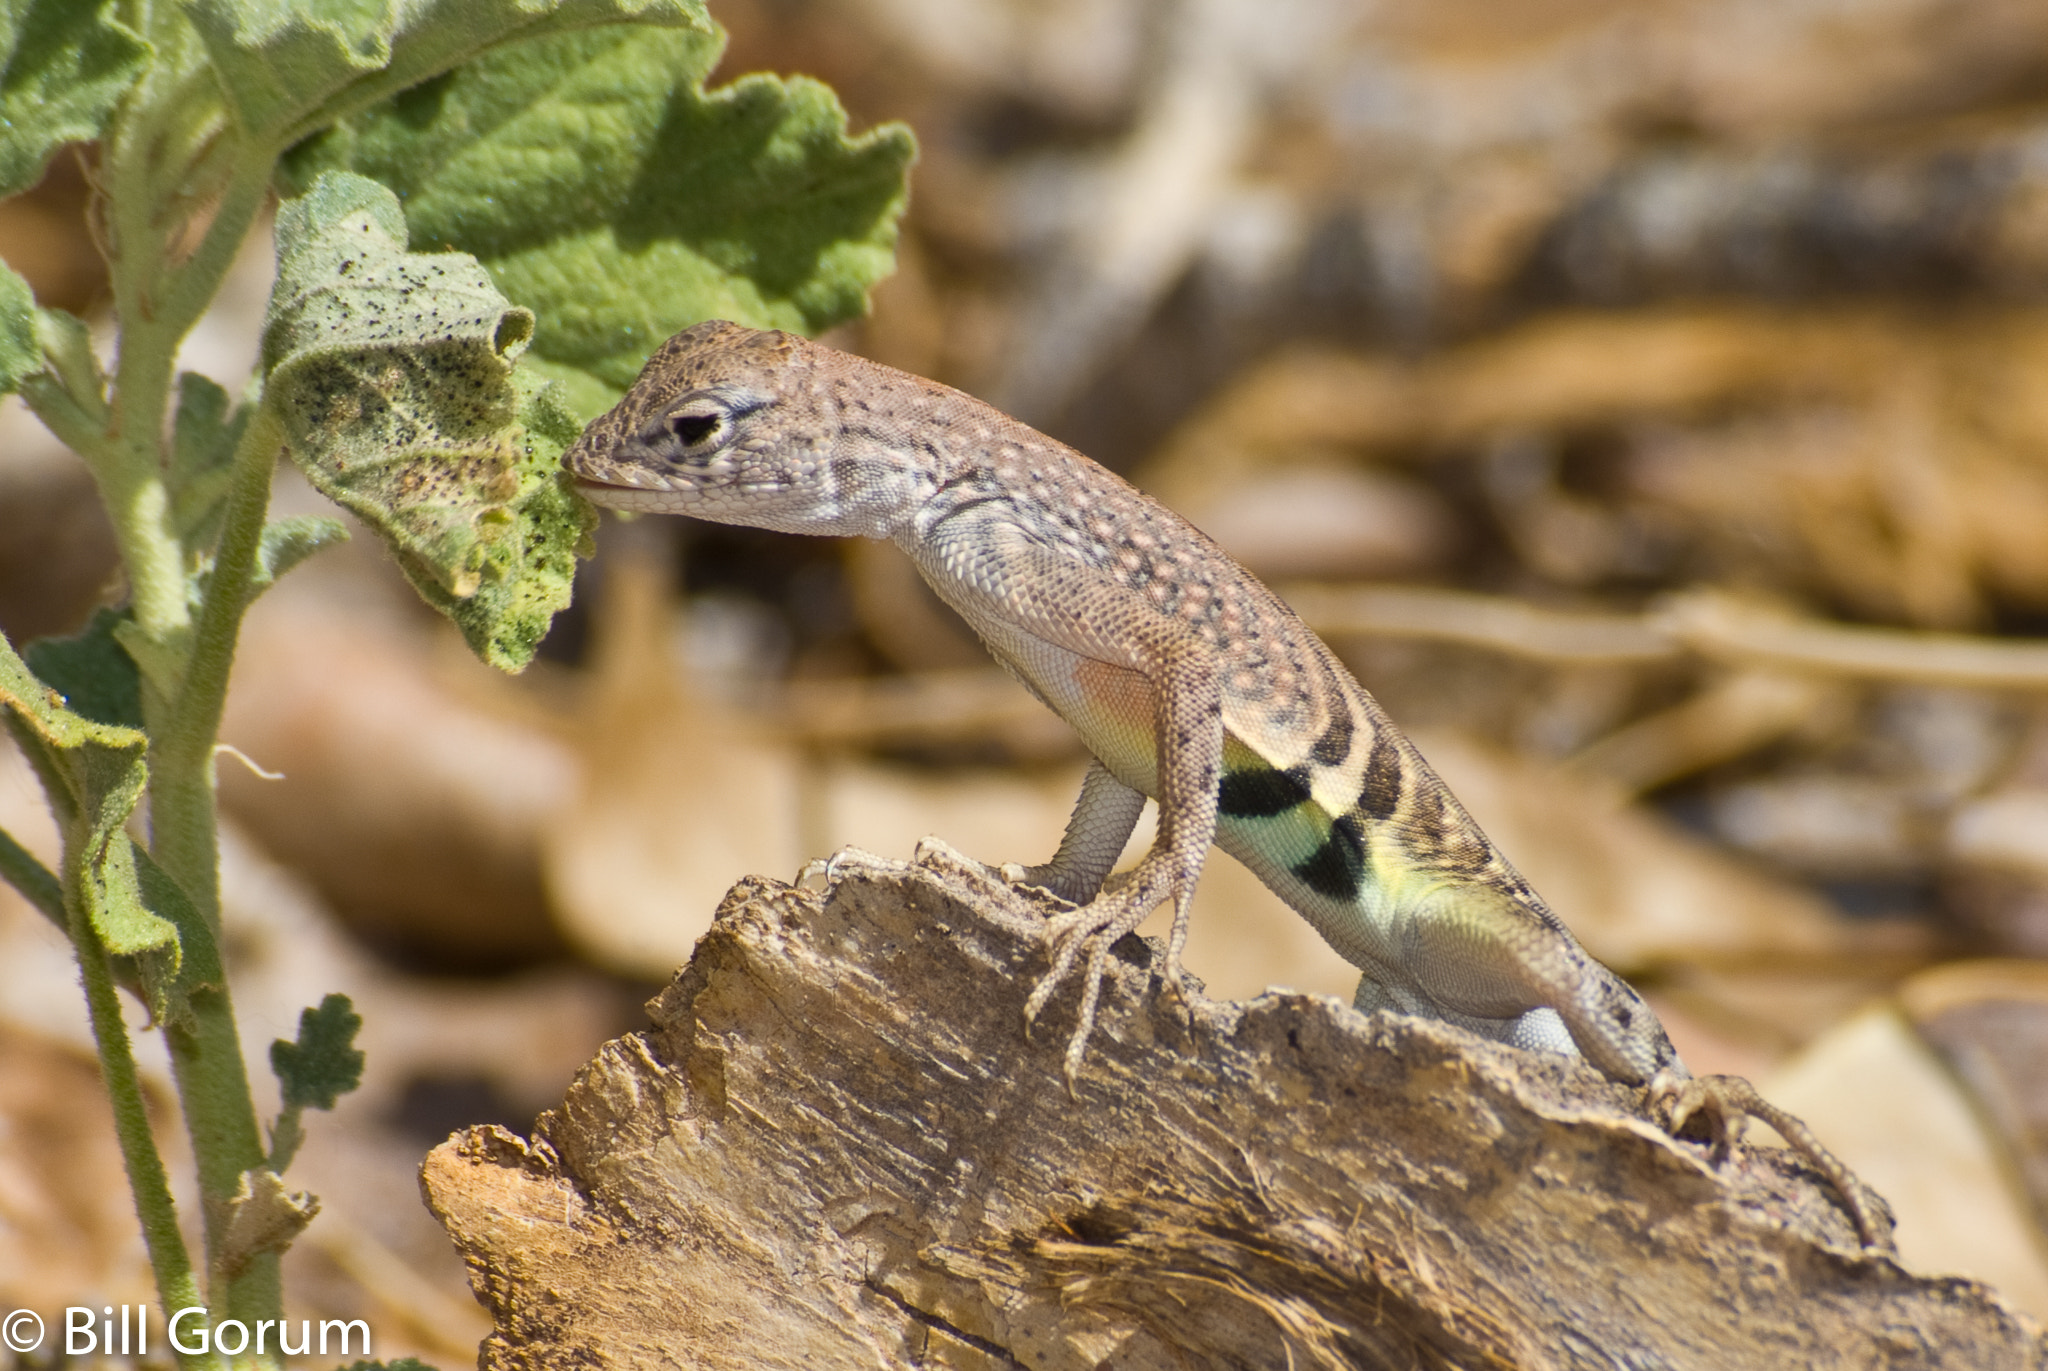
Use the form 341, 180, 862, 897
0, 1, 912, 1365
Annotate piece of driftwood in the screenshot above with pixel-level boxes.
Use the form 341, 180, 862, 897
422, 846, 2047, 1369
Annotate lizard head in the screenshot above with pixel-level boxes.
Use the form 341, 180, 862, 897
563, 319, 933, 539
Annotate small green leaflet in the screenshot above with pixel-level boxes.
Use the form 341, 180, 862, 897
271, 993, 365, 1112
261, 172, 594, 670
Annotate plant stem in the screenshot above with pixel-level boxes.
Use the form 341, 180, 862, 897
150, 407, 281, 926
147, 409, 287, 1341
67, 849, 221, 1371
93, 4, 190, 645
87, 14, 291, 1348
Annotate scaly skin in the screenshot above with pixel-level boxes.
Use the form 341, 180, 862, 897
564, 320, 1893, 1250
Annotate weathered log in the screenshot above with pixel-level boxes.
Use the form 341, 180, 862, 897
422, 845, 2047, 1369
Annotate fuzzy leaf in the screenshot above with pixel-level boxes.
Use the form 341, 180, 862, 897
283, 22, 914, 421
0, 621, 143, 834
0, 0, 147, 197
388, 369, 593, 667
185, 0, 708, 147
129, 842, 222, 1023
253, 515, 351, 592
271, 993, 364, 1112
24, 608, 143, 731
0, 628, 180, 1000
262, 172, 592, 669
169, 373, 248, 546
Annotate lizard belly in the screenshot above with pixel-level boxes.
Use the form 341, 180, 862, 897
985, 625, 1163, 797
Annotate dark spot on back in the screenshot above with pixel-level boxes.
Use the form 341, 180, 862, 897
1218, 765, 1313, 818
1357, 731, 1403, 821
1310, 693, 1354, 766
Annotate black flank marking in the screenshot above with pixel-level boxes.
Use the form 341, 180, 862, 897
1217, 765, 1313, 818
1310, 693, 1354, 766
1294, 815, 1367, 900
1356, 731, 1403, 821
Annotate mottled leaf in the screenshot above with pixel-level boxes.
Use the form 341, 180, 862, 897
262, 172, 592, 669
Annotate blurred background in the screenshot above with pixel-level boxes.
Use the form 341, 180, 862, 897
9, 0, 2048, 1356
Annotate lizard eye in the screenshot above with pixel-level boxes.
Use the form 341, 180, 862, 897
667, 410, 722, 446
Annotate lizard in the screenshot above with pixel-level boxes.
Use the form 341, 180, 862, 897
562, 319, 1893, 1252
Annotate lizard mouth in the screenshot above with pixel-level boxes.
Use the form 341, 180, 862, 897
569, 475, 690, 513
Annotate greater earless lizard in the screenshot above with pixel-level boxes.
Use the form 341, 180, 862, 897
564, 320, 1892, 1251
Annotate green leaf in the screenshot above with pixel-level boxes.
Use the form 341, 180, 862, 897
88, 834, 184, 1021
0, 0, 148, 197
169, 373, 249, 547
262, 172, 593, 669
23, 608, 144, 731
130, 842, 223, 1023
283, 22, 915, 421
186, 0, 709, 147
270, 993, 363, 1111
0, 628, 180, 1001
0, 261, 34, 394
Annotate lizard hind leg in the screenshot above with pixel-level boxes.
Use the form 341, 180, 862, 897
1399, 881, 1677, 1086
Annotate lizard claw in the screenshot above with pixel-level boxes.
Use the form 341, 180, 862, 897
1647, 1070, 1896, 1255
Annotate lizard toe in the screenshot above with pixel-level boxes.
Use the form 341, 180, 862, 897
1649, 1071, 1896, 1254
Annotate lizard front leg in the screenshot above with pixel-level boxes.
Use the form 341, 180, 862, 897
1012, 758, 1149, 904
1022, 640, 1225, 1086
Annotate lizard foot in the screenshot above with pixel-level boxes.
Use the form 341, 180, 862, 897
1648, 1069, 1895, 1255
1022, 886, 1165, 1094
